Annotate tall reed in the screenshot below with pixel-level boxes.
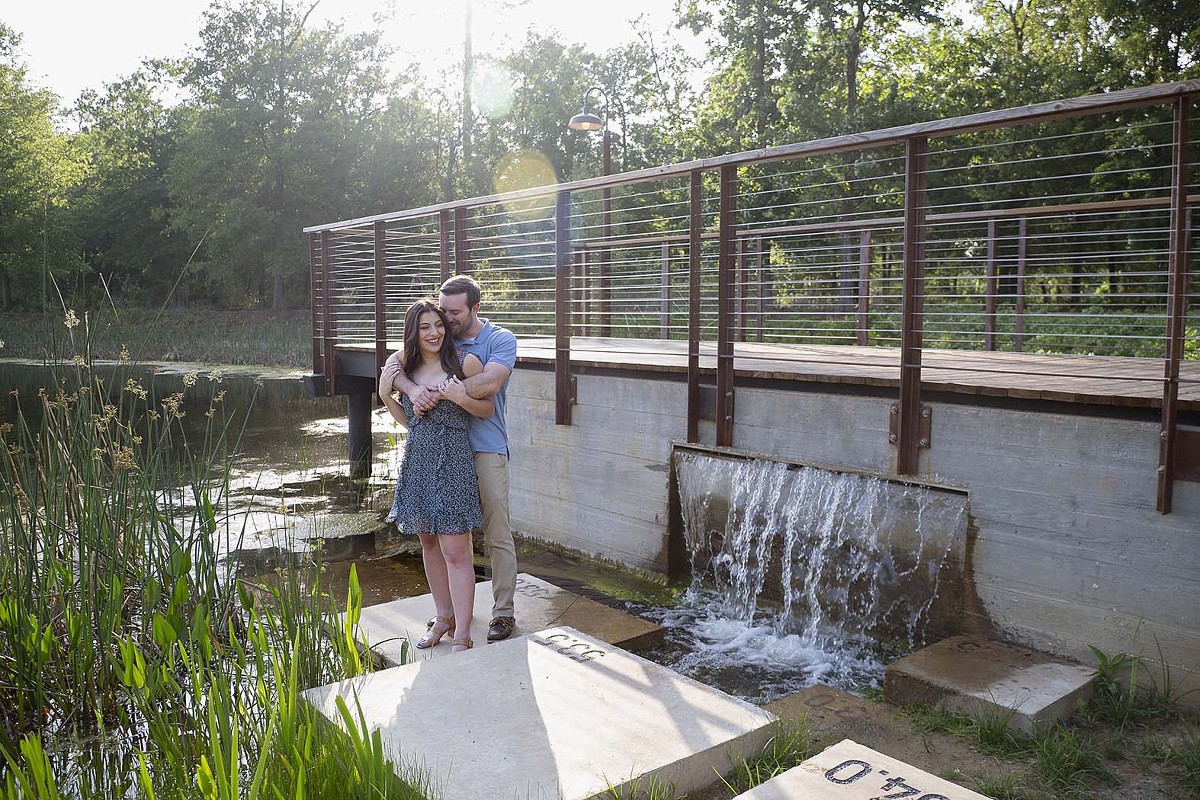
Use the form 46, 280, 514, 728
0, 313, 423, 798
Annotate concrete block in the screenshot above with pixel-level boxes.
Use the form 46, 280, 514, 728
884, 635, 1095, 731
735, 738, 990, 799
353, 573, 662, 666
303, 626, 778, 800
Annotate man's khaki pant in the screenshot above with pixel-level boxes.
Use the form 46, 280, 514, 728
474, 452, 515, 617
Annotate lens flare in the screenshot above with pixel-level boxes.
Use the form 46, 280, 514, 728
493, 150, 559, 222
473, 63, 515, 120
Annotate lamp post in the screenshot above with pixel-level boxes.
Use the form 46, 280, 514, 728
568, 86, 616, 337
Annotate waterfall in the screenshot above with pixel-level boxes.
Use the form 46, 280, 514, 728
652, 448, 968, 700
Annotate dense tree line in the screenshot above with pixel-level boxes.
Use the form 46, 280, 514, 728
0, 0, 1195, 312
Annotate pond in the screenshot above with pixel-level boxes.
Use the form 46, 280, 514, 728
0, 358, 897, 705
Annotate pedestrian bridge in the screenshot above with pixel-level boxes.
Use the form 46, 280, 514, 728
304, 80, 1200, 702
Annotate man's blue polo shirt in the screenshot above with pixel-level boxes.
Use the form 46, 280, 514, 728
456, 318, 517, 456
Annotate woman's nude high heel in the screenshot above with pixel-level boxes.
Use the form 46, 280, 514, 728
416, 616, 454, 648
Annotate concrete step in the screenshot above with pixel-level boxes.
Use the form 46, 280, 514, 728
884, 635, 1095, 731
351, 572, 662, 665
303, 625, 778, 800
733, 738, 991, 799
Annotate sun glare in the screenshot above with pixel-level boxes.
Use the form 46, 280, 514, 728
493, 150, 559, 221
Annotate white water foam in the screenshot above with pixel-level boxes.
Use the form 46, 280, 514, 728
645, 587, 891, 703
656, 450, 966, 702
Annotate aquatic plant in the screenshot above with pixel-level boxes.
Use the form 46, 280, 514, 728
0, 322, 421, 797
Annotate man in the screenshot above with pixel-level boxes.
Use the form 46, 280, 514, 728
383, 275, 519, 642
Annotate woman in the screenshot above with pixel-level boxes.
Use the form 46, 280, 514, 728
379, 298, 492, 653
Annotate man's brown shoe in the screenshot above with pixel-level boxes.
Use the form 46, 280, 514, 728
487, 616, 515, 642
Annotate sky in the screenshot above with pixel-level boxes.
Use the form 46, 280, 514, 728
3, 0, 696, 105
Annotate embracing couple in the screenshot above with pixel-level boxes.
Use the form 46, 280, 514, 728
378, 275, 518, 654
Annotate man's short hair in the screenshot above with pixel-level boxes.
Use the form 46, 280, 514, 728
440, 274, 481, 308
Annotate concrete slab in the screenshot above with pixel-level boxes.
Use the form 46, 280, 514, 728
884, 635, 1095, 731
352, 573, 663, 665
303, 626, 778, 800
734, 738, 990, 799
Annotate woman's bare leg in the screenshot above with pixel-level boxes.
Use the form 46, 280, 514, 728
419, 533, 453, 621
439, 533, 475, 645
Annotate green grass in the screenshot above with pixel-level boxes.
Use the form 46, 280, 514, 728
1082, 644, 1179, 730
0, 308, 311, 367
1167, 724, 1200, 794
1031, 726, 1117, 797
595, 720, 817, 800
972, 774, 1034, 800
0, 325, 424, 798
899, 674, 1198, 800
601, 775, 683, 799
720, 721, 818, 794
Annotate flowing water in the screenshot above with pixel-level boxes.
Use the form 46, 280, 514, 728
641, 449, 969, 702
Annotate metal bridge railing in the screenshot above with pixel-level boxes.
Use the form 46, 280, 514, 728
307, 80, 1200, 513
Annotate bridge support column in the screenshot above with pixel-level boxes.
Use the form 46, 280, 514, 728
348, 391, 373, 480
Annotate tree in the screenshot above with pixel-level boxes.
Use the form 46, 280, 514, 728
71, 67, 193, 306
169, 0, 400, 309
0, 24, 85, 310
678, 0, 810, 153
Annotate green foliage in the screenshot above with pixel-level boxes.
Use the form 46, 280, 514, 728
1031, 725, 1117, 796
0, 24, 87, 310
972, 773, 1032, 800
720, 721, 818, 793
0, 332, 422, 797
71, 68, 194, 307
0, 309, 311, 366
972, 705, 1034, 758
601, 775, 682, 800
1166, 724, 1200, 795
166, 0, 424, 309
1085, 644, 1178, 730
902, 703, 1032, 757
1, 0, 1197, 318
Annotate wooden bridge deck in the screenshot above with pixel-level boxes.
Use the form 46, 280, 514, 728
347, 338, 1200, 412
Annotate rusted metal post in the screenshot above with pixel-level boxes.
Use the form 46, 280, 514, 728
439, 209, 451, 283
985, 219, 998, 351
716, 165, 738, 448
687, 170, 703, 444
347, 391, 372, 479
309, 232, 321, 375
1015, 217, 1027, 352
1158, 94, 1192, 514
454, 206, 470, 275
374, 221, 388, 369
660, 242, 670, 339
857, 230, 871, 346
896, 137, 928, 475
320, 231, 335, 397
555, 189, 574, 425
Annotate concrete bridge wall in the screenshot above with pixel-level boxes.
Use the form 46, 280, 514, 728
504, 365, 1200, 701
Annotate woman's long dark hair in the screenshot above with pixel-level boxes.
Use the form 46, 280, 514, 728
400, 298, 464, 380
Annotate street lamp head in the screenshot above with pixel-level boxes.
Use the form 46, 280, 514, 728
568, 111, 604, 131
